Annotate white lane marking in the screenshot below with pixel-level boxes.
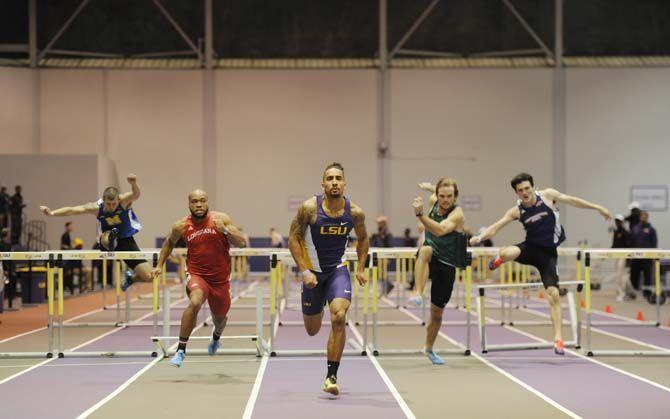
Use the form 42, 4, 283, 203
77, 281, 258, 418
381, 296, 580, 419
241, 355, 269, 419
349, 323, 417, 419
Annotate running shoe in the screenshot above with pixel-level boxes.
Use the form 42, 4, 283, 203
323, 375, 339, 396
170, 349, 186, 367
554, 339, 565, 356
425, 349, 445, 365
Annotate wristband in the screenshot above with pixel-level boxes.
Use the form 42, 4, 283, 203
300, 269, 311, 277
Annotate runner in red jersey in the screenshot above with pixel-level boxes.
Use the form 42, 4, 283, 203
152, 189, 246, 367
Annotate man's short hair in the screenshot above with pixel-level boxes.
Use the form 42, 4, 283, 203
323, 162, 344, 179
103, 186, 119, 200
510, 173, 534, 190
435, 178, 459, 198
65, 222, 72, 228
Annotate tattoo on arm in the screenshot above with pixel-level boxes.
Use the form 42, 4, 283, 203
351, 205, 369, 270
288, 203, 313, 271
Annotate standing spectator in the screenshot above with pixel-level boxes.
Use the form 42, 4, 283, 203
9, 185, 26, 245
630, 210, 657, 298
402, 227, 416, 247
370, 215, 393, 247
60, 222, 73, 250
270, 227, 284, 248
371, 216, 393, 294
0, 186, 9, 229
70, 237, 90, 292
610, 214, 633, 301
1, 228, 16, 309
625, 201, 641, 232
61, 222, 75, 294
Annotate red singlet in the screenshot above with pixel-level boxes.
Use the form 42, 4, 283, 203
182, 213, 231, 283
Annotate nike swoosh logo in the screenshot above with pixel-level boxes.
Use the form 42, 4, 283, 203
340, 222, 348, 226
344, 289, 351, 293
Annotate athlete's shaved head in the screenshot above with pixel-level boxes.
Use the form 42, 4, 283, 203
188, 189, 209, 220
188, 189, 208, 201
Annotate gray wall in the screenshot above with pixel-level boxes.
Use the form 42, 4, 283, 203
1, 67, 668, 248
0, 155, 99, 249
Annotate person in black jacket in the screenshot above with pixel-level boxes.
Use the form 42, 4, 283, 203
629, 211, 657, 298
370, 216, 393, 294
9, 186, 26, 245
1, 228, 16, 308
610, 214, 633, 301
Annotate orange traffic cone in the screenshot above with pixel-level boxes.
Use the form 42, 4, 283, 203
539, 291, 545, 299
604, 305, 612, 313
636, 311, 645, 321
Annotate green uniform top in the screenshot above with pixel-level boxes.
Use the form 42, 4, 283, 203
424, 203, 467, 268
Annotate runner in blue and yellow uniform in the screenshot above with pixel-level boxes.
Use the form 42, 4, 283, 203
40, 174, 153, 290
288, 162, 369, 396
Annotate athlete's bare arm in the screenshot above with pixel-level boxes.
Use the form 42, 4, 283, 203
541, 188, 611, 220
212, 212, 246, 247
470, 206, 520, 245
153, 218, 187, 279
40, 201, 98, 217
288, 198, 317, 273
350, 202, 369, 286
414, 197, 464, 237
119, 174, 140, 207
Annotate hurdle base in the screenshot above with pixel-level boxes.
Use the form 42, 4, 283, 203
0, 352, 54, 359
591, 321, 659, 327
372, 348, 468, 356
162, 348, 260, 356
587, 350, 670, 357
267, 349, 363, 357
483, 340, 577, 353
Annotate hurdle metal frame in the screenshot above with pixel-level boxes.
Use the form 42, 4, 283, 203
584, 249, 670, 357
477, 280, 584, 353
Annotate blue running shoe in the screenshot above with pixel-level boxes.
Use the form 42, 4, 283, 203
170, 349, 186, 367
407, 295, 423, 307
208, 339, 221, 356
425, 349, 445, 365
121, 270, 134, 292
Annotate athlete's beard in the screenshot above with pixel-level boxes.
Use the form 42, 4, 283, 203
326, 188, 342, 199
190, 208, 209, 221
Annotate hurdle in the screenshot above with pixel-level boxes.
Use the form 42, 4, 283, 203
584, 249, 670, 357
477, 280, 584, 353
364, 251, 472, 356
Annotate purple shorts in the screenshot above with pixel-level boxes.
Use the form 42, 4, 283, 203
301, 265, 352, 315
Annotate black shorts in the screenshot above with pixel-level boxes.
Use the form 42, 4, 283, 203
515, 242, 559, 289
115, 236, 148, 271
429, 258, 456, 309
